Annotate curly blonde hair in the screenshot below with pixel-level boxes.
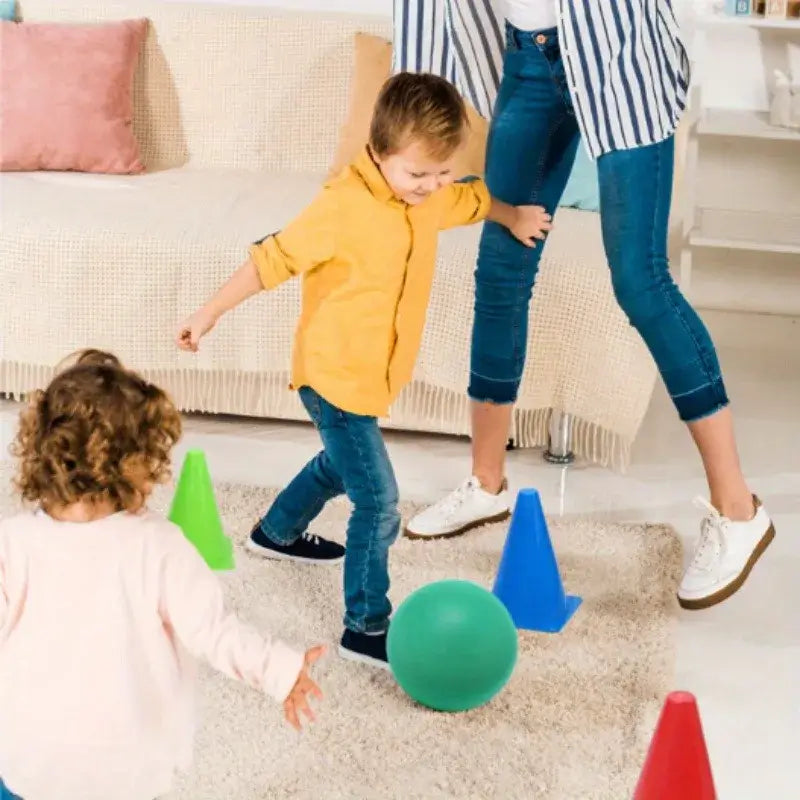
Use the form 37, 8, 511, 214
11, 350, 182, 513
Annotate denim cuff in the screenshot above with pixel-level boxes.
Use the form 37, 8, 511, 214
468, 373, 519, 405
675, 379, 730, 423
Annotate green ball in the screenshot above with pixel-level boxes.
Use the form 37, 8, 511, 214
388, 579, 518, 712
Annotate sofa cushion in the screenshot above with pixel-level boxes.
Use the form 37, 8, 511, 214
560, 144, 600, 212
0, 19, 147, 174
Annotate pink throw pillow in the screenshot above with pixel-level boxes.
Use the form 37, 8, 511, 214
0, 19, 148, 174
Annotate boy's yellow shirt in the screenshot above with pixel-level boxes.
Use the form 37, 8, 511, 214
249, 147, 491, 417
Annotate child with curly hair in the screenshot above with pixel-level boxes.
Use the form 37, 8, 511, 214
0, 350, 324, 800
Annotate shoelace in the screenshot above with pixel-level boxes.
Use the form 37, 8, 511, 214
430, 478, 478, 518
689, 497, 730, 571
301, 531, 320, 546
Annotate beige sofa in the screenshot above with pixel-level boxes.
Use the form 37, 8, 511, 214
0, 0, 657, 469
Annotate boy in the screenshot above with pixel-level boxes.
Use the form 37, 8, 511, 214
176, 73, 551, 668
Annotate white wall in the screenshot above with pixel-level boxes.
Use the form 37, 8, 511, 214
198, 0, 391, 14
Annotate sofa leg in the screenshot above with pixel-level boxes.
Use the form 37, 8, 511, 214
544, 410, 575, 465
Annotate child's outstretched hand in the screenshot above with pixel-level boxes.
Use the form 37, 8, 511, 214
283, 645, 325, 731
510, 205, 552, 248
176, 308, 217, 352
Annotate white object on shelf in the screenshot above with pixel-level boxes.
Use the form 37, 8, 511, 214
769, 70, 795, 127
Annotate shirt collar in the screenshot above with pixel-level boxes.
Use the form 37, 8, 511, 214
353, 146, 399, 205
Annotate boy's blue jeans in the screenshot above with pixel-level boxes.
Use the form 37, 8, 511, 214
469, 23, 728, 423
258, 386, 400, 633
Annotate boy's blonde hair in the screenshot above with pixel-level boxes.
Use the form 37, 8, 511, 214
12, 349, 182, 513
369, 72, 468, 160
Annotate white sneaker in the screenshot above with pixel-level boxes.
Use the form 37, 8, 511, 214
677, 496, 774, 610
405, 477, 511, 540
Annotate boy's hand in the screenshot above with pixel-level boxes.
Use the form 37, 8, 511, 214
510, 205, 552, 248
283, 645, 325, 731
176, 308, 217, 352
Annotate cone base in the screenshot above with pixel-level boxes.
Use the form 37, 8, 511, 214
204, 538, 236, 572
514, 594, 582, 633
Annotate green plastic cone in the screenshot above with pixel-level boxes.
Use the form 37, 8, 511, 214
168, 449, 235, 571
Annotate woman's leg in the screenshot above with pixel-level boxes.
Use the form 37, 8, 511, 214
598, 136, 773, 608
406, 26, 579, 539
597, 137, 750, 514
469, 32, 579, 494
688, 410, 752, 520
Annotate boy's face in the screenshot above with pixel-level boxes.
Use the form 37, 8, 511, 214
374, 140, 458, 205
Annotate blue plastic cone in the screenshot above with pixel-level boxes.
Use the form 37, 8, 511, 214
492, 488, 581, 632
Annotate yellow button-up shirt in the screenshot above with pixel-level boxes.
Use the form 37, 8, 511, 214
249, 148, 491, 417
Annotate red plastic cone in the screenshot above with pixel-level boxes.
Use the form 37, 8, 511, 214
634, 691, 717, 800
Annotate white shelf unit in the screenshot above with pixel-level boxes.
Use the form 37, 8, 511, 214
689, 208, 800, 255
679, 14, 800, 292
697, 13, 800, 31
697, 108, 800, 140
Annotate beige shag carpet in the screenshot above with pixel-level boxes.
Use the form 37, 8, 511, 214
0, 464, 682, 799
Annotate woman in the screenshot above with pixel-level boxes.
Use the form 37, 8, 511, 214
400, 0, 774, 610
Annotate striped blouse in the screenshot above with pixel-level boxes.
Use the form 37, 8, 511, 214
392, 0, 691, 159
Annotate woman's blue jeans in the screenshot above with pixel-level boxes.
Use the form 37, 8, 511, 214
469, 23, 728, 423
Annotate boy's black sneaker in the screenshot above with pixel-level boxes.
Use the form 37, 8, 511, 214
338, 629, 390, 670
246, 524, 344, 565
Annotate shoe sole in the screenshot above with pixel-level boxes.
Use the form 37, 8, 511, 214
245, 538, 344, 565
678, 523, 775, 610
338, 645, 392, 671
404, 509, 511, 541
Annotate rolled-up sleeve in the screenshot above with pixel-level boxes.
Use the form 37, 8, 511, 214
438, 177, 491, 230
249, 187, 338, 290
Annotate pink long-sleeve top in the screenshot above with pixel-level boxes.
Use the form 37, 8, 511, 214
0, 509, 304, 800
